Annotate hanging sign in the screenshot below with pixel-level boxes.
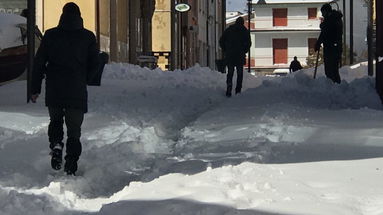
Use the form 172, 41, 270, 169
175, 3, 191, 12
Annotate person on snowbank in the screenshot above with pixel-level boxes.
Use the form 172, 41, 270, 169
315, 3, 343, 84
219, 17, 251, 97
289, 56, 303, 73
31, 2, 99, 175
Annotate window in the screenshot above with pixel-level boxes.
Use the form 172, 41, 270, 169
273, 39, 288, 64
308, 8, 317, 19
273, 8, 287, 26
308, 38, 317, 55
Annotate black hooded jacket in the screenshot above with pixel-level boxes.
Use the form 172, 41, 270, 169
32, 13, 99, 113
219, 23, 251, 66
317, 10, 343, 51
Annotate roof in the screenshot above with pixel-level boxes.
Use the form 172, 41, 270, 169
252, 0, 333, 4
226, 11, 244, 20
226, 13, 250, 25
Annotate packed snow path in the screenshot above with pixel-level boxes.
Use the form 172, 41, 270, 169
0, 63, 383, 215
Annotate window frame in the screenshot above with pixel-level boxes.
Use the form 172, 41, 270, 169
273, 8, 288, 27
308, 8, 318, 20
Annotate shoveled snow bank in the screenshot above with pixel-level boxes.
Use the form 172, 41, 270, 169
0, 62, 382, 215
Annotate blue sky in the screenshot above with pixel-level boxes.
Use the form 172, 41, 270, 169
226, 0, 247, 12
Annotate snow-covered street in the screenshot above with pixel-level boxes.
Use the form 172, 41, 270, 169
1, 63, 383, 215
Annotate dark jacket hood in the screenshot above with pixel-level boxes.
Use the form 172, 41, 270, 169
327, 10, 343, 20
230, 23, 247, 32
58, 13, 84, 31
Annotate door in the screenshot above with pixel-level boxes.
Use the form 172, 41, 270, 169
273, 39, 288, 64
308, 38, 317, 55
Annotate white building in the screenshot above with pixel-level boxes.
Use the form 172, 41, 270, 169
338, 0, 368, 60
250, 0, 333, 72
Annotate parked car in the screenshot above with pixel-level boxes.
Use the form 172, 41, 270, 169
273, 68, 290, 76
0, 45, 28, 85
0, 12, 41, 85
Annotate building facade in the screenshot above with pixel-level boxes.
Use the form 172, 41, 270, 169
249, 0, 332, 72
6, 0, 223, 71
152, 0, 225, 70
36, 0, 155, 64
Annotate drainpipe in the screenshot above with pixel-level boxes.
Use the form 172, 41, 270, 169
222, 0, 226, 59
206, 0, 210, 67
110, 0, 118, 62
376, 0, 383, 101
171, 0, 176, 70
342, 0, 346, 65
27, 0, 36, 103
248, 0, 251, 73
349, 0, 353, 64
367, 0, 373, 76
96, 0, 100, 50
214, 2, 217, 70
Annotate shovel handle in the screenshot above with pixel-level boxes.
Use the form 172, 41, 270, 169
313, 49, 320, 79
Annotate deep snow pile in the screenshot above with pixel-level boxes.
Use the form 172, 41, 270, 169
0, 63, 383, 215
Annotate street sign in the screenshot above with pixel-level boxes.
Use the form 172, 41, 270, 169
175, 3, 190, 12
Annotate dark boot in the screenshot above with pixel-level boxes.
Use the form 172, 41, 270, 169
64, 156, 78, 176
226, 86, 232, 97
50, 143, 63, 170
64, 138, 81, 175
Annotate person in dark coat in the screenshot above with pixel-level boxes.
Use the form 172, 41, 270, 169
289, 56, 303, 73
315, 3, 343, 84
31, 2, 99, 175
219, 17, 251, 97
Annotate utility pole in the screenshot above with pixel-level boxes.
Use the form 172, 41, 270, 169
367, 0, 374, 76
342, 0, 346, 65
377, 0, 383, 101
110, 0, 117, 62
350, 0, 354, 64
179, 11, 183, 69
171, 0, 176, 70
206, 0, 210, 67
96, 0, 100, 50
247, 0, 251, 73
222, 0, 226, 60
27, 0, 36, 103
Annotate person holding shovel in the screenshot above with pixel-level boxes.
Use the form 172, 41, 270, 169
315, 3, 343, 84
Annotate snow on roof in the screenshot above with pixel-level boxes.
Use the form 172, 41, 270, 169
226, 13, 249, 25
226, 11, 244, 19
252, 0, 333, 4
0, 12, 26, 50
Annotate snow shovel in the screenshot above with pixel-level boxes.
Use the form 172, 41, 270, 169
313, 49, 320, 79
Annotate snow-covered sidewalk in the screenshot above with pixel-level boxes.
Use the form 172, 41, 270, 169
0, 63, 383, 215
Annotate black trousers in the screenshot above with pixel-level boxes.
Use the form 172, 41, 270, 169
324, 48, 341, 84
227, 64, 244, 92
48, 107, 84, 161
